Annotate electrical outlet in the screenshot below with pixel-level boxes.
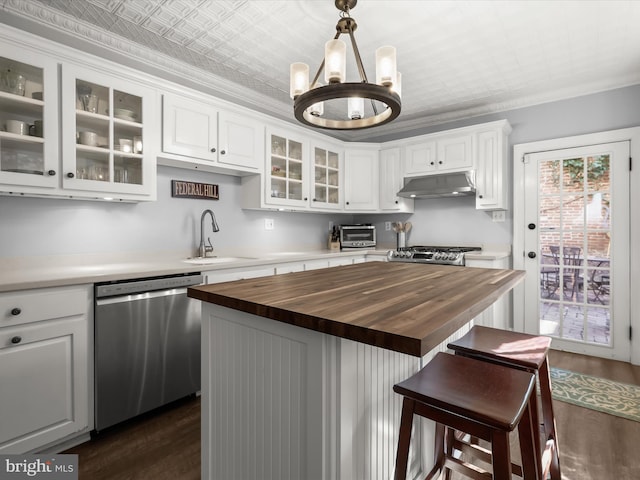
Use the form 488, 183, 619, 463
385, 221, 392, 231
329, 221, 334, 231
492, 211, 506, 223
264, 218, 274, 230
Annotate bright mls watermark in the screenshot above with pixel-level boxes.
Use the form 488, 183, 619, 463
0, 455, 78, 479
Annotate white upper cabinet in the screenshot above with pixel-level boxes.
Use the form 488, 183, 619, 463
61, 64, 157, 200
475, 121, 511, 210
404, 133, 473, 176
344, 147, 379, 211
310, 140, 343, 210
161, 92, 262, 173
379, 147, 413, 212
0, 47, 58, 191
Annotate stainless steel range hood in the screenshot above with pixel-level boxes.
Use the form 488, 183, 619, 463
397, 170, 476, 198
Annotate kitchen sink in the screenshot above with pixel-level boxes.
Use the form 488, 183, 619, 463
183, 256, 258, 265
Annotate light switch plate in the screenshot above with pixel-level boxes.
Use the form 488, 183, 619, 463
265, 218, 274, 230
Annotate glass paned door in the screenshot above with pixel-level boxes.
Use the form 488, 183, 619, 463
524, 142, 630, 360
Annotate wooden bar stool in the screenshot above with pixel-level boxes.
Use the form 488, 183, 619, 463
447, 326, 561, 480
393, 352, 540, 480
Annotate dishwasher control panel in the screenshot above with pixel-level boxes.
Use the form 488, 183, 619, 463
95, 273, 203, 298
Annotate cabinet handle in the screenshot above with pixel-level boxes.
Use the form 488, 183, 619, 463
210, 147, 216, 153
11, 307, 21, 316
11, 336, 22, 344
220, 150, 226, 155
67, 172, 75, 178
47, 170, 56, 176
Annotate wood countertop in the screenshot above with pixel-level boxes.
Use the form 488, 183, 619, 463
188, 262, 525, 357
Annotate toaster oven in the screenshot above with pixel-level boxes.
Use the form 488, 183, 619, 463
339, 225, 376, 249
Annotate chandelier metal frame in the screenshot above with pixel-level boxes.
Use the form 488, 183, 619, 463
291, 0, 401, 130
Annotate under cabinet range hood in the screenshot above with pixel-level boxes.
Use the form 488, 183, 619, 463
397, 170, 476, 198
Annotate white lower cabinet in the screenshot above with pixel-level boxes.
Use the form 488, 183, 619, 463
466, 256, 511, 329
0, 285, 91, 454
204, 267, 275, 284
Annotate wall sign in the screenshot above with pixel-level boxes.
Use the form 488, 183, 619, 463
171, 180, 219, 200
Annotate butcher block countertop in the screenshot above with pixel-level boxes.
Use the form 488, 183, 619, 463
188, 262, 525, 357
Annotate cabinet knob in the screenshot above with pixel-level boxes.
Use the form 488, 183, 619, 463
528, 223, 536, 230
430, 161, 435, 166
11, 336, 22, 344
11, 307, 21, 316
395, 200, 398, 204
478, 194, 483, 199
304, 197, 308, 201
67, 172, 75, 178
47, 170, 56, 176
220, 150, 226, 155
438, 160, 443, 165
346, 201, 350, 205
210, 147, 216, 153
528, 251, 537, 259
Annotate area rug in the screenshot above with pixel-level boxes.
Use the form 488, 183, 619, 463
550, 367, 640, 422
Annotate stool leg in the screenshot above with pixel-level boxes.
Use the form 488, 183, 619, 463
539, 359, 561, 480
394, 397, 415, 480
490, 431, 513, 480
517, 396, 540, 480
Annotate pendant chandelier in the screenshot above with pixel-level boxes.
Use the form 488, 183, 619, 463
289, 0, 401, 130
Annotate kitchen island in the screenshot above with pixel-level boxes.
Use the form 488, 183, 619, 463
188, 262, 524, 480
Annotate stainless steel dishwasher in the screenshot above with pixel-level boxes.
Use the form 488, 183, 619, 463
94, 272, 203, 431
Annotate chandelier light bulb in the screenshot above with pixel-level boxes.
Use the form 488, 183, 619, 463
375, 46, 397, 87
393, 71, 402, 98
325, 39, 346, 84
348, 97, 364, 120
290, 63, 309, 99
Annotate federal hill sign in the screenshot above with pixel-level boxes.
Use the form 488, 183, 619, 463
171, 180, 219, 200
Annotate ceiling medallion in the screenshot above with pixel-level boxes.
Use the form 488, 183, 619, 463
289, 0, 401, 130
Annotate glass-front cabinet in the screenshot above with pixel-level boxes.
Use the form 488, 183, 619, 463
265, 128, 308, 208
61, 65, 155, 199
0, 49, 58, 189
311, 142, 342, 210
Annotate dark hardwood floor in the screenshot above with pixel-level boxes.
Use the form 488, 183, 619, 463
65, 351, 640, 480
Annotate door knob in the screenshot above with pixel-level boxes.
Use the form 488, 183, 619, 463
528, 251, 537, 259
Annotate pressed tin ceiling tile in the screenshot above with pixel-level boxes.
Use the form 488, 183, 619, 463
7, 0, 640, 141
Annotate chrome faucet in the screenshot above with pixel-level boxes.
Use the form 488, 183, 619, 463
199, 209, 220, 258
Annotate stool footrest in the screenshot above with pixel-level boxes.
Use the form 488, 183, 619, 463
452, 437, 524, 477
443, 456, 493, 480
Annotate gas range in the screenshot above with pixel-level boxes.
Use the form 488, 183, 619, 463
387, 246, 482, 266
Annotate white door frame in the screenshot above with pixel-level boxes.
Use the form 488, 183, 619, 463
513, 127, 640, 365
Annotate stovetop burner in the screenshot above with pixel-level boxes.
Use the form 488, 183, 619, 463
388, 246, 481, 266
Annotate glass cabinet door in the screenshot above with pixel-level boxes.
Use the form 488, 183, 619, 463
0, 51, 58, 189
267, 130, 307, 207
62, 65, 152, 197
312, 145, 341, 209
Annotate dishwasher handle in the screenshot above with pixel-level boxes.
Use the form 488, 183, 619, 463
95, 273, 203, 298
95, 287, 194, 306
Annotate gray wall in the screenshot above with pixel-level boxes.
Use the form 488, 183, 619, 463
0, 166, 350, 258
357, 84, 640, 247
2, 85, 639, 258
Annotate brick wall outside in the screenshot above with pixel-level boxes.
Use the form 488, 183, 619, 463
539, 156, 611, 258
